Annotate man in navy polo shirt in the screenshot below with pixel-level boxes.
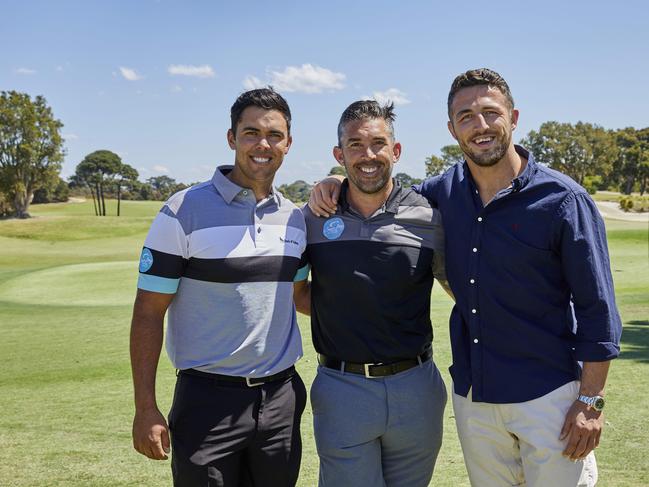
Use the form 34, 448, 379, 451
130, 88, 308, 487
295, 100, 449, 487
309, 69, 622, 487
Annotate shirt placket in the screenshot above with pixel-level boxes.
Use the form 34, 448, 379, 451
468, 185, 515, 400
468, 186, 484, 399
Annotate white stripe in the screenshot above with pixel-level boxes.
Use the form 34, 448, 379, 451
188, 224, 306, 259
144, 212, 188, 258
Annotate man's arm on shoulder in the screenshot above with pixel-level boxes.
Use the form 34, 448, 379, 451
308, 175, 345, 217
130, 289, 175, 460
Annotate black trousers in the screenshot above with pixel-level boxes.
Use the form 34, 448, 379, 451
169, 371, 307, 487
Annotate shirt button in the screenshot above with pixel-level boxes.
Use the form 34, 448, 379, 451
471, 308, 477, 314
242, 190, 248, 196
473, 338, 479, 344
472, 247, 478, 253
257, 227, 261, 233
477, 217, 483, 222
470, 278, 475, 284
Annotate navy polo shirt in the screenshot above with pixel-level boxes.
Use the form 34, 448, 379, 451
416, 146, 622, 403
302, 180, 446, 363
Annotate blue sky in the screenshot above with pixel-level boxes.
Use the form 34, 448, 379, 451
2, 0, 648, 185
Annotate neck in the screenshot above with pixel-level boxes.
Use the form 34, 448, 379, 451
346, 179, 394, 218
467, 145, 527, 204
226, 167, 272, 202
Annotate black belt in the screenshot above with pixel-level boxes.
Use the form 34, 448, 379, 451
318, 348, 432, 378
178, 366, 296, 387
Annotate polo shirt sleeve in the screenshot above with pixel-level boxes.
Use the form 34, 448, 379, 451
555, 192, 622, 361
137, 204, 188, 294
431, 208, 446, 282
294, 253, 310, 282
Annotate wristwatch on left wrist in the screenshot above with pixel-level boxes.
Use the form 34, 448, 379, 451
577, 394, 605, 412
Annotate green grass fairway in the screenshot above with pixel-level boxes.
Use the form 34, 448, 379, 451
0, 200, 647, 486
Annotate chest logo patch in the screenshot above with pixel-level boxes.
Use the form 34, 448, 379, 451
139, 248, 154, 273
323, 217, 345, 240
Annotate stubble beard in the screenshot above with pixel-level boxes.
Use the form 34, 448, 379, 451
461, 131, 512, 168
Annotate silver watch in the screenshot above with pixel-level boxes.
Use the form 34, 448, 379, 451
577, 394, 605, 412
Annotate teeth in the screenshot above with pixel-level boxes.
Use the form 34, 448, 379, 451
474, 137, 493, 144
360, 167, 377, 173
252, 157, 270, 163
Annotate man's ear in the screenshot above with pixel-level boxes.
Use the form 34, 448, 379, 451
333, 146, 345, 166
227, 129, 236, 150
284, 135, 293, 154
447, 121, 458, 141
511, 109, 519, 131
392, 142, 402, 162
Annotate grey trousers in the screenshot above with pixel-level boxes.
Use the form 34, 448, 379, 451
311, 359, 447, 487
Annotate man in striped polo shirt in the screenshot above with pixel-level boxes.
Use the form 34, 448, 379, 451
293, 101, 451, 487
130, 88, 309, 486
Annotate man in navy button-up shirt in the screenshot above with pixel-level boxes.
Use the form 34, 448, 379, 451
309, 69, 621, 487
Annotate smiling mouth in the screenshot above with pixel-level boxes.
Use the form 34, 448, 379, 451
358, 165, 380, 176
472, 136, 495, 147
251, 156, 271, 164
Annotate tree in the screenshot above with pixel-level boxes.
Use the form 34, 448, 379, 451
115, 163, 139, 216
521, 122, 616, 185
394, 172, 422, 187
614, 127, 649, 194
328, 166, 346, 177
425, 144, 463, 177
74, 150, 122, 216
277, 180, 313, 204
32, 176, 70, 204
0, 91, 65, 218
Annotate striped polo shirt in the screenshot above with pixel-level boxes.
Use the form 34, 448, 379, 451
302, 180, 445, 363
137, 165, 307, 377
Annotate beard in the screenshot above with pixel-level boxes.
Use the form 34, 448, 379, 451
460, 130, 511, 167
347, 163, 392, 194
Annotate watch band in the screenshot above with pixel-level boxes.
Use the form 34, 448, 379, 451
577, 394, 605, 411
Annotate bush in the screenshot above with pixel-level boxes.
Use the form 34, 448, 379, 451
583, 175, 603, 195
619, 195, 649, 212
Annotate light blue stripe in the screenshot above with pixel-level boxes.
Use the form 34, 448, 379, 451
138, 274, 180, 294
293, 264, 310, 282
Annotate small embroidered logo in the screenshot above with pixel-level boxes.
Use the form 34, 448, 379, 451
323, 217, 345, 240
139, 248, 154, 273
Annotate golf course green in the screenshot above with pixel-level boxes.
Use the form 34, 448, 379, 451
0, 199, 647, 486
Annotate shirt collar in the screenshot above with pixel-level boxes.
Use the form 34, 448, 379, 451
462, 144, 537, 193
338, 178, 404, 215
211, 165, 281, 206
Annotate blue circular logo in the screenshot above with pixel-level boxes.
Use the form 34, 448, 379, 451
323, 217, 345, 240
139, 248, 154, 272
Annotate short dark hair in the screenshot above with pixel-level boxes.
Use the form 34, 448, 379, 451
447, 68, 514, 118
230, 87, 291, 134
337, 100, 396, 146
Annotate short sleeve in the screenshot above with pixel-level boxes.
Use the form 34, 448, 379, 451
137, 205, 188, 294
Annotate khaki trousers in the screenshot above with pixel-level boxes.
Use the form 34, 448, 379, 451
452, 381, 598, 487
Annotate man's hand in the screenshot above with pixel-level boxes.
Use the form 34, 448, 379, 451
133, 407, 171, 460
559, 400, 603, 461
308, 176, 344, 217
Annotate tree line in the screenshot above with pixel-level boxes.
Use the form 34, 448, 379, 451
1, 90, 646, 217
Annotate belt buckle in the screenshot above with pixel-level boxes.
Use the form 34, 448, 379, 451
245, 377, 264, 387
364, 363, 377, 378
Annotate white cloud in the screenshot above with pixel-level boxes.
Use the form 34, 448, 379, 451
63, 133, 79, 140
368, 88, 411, 106
171, 85, 183, 93
15, 67, 36, 75
119, 66, 143, 81
168, 64, 215, 78
243, 64, 346, 94
242, 75, 265, 90
153, 165, 169, 173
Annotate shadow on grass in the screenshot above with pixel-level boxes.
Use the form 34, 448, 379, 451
620, 320, 649, 363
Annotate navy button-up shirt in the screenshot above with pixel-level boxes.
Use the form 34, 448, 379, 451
416, 146, 622, 403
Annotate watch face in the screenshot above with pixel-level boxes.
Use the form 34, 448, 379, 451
594, 397, 605, 411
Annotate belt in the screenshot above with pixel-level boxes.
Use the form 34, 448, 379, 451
318, 347, 432, 378
178, 366, 296, 387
